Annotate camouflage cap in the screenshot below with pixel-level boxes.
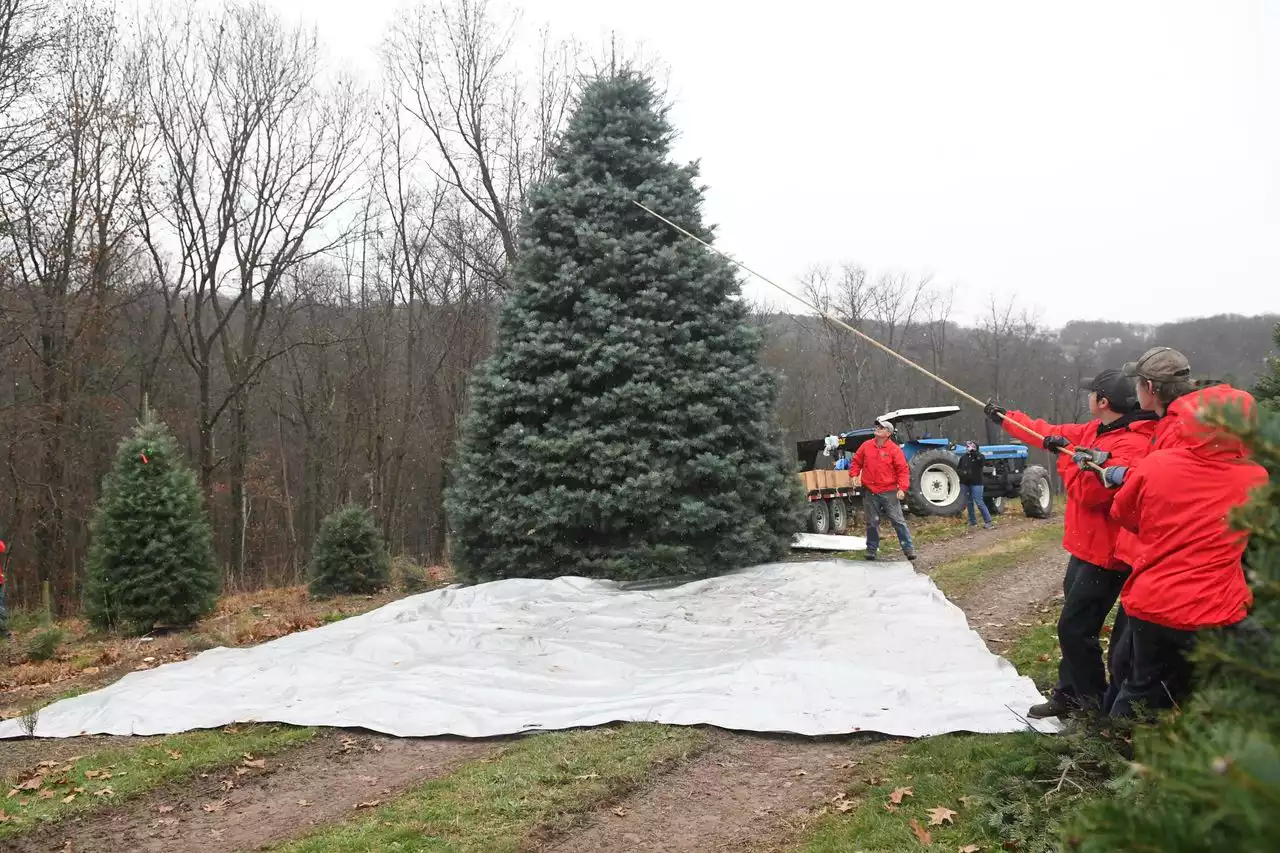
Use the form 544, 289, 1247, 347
1122, 346, 1191, 382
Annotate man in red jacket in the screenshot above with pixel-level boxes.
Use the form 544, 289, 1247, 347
848, 420, 915, 562
984, 369, 1157, 718
1106, 384, 1266, 719
0, 539, 8, 638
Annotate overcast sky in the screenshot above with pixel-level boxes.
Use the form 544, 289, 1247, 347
261, 0, 1277, 328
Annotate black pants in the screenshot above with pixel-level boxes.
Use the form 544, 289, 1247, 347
1108, 616, 1199, 719
1053, 557, 1128, 710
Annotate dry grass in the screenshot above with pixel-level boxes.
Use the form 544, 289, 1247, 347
1, 563, 454, 720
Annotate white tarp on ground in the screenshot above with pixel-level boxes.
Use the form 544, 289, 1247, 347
0, 561, 1058, 740
792, 533, 867, 551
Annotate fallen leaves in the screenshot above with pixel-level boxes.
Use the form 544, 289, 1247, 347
37, 789, 56, 800
296, 799, 312, 807
355, 800, 382, 810
61, 794, 76, 804
909, 817, 932, 845
959, 846, 982, 852
158, 805, 175, 814
790, 769, 808, 777
612, 806, 629, 817
0, 809, 9, 822
92, 788, 113, 798
202, 799, 228, 813
889, 786, 914, 804
167, 750, 183, 761
573, 772, 600, 781
929, 806, 958, 826
17, 775, 44, 791
242, 758, 266, 769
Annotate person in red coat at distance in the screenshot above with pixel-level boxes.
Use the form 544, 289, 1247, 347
0, 539, 8, 639
983, 369, 1157, 718
848, 420, 916, 562
1104, 383, 1266, 719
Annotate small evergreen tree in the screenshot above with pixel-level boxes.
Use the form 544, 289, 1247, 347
1069, 400, 1280, 852
308, 505, 389, 597
1254, 321, 1280, 407
83, 418, 219, 632
445, 70, 803, 583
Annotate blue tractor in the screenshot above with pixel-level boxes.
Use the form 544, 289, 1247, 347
794, 406, 1054, 534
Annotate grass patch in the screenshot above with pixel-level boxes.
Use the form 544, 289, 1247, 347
273, 723, 711, 853
0, 724, 314, 837
798, 728, 1121, 853
929, 522, 1064, 598
794, 580, 1127, 853
1002, 610, 1062, 690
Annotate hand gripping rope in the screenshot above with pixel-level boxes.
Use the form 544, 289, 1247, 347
631, 200, 1104, 472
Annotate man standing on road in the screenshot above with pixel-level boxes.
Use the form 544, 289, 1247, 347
848, 420, 916, 562
984, 369, 1157, 719
957, 441, 994, 531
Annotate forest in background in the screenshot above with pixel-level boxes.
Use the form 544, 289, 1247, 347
2, 0, 1275, 612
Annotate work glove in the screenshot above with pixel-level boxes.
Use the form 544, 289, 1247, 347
1042, 435, 1070, 453
1071, 447, 1111, 470
983, 400, 1007, 424
1100, 466, 1129, 489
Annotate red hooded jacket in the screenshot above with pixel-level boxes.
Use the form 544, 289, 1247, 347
849, 438, 910, 494
1001, 410, 1157, 569
1110, 385, 1266, 630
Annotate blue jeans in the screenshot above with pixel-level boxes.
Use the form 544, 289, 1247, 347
962, 484, 992, 526
863, 491, 914, 555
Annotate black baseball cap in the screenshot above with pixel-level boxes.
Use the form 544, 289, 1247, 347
1083, 368, 1137, 412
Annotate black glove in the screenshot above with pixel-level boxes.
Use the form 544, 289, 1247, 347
983, 400, 1007, 424
1042, 435, 1070, 453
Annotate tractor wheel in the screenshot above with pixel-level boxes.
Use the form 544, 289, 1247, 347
829, 498, 849, 534
808, 500, 832, 534
1019, 465, 1054, 518
984, 495, 1005, 516
908, 449, 965, 516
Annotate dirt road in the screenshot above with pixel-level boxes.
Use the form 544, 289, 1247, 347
4, 518, 1066, 853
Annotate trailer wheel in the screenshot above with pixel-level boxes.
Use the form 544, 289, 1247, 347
829, 498, 849, 534
907, 449, 965, 516
808, 500, 832, 534
1019, 465, 1053, 518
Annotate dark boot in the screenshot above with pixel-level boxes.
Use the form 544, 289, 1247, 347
1027, 695, 1075, 719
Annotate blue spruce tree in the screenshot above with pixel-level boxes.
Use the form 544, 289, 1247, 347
445, 70, 803, 582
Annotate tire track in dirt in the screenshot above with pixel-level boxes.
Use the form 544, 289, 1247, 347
535, 522, 1068, 853
5, 730, 493, 853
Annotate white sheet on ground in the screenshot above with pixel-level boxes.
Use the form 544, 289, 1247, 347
0, 562, 1058, 740
792, 533, 867, 551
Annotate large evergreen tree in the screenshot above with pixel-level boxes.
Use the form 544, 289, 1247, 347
445, 70, 803, 583
1069, 400, 1279, 852
83, 418, 219, 632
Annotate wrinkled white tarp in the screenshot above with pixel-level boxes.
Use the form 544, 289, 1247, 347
0, 561, 1057, 739
792, 533, 867, 551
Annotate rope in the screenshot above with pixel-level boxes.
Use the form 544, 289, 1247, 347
631, 199, 1103, 471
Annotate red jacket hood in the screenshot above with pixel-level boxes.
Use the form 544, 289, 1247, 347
1167, 384, 1256, 461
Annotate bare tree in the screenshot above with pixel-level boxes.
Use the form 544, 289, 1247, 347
137, 0, 368, 582
383, 0, 578, 280
0, 0, 146, 609
0, 0, 54, 178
